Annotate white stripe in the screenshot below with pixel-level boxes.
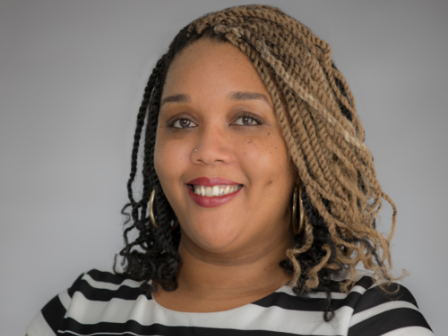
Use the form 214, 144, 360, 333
349, 300, 420, 327
330, 268, 372, 281
274, 285, 295, 296
275, 284, 366, 299
346, 285, 367, 296
59, 289, 72, 310
82, 273, 142, 291
58, 331, 164, 336
380, 326, 434, 336
65, 291, 356, 335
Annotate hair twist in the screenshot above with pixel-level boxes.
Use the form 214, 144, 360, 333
116, 5, 398, 321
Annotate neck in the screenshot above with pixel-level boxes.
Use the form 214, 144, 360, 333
174, 229, 293, 301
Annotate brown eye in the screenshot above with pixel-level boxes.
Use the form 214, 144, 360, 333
233, 116, 260, 126
172, 118, 197, 129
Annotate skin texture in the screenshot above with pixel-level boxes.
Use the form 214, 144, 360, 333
153, 39, 297, 312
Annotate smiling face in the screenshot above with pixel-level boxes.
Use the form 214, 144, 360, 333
154, 39, 296, 259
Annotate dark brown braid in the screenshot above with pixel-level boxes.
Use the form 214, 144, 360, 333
116, 5, 398, 321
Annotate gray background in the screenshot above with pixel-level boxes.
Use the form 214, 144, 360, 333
1, 0, 446, 334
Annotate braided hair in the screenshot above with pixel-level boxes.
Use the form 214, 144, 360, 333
116, 5, 398, 321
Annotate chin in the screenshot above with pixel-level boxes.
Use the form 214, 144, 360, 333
181, 218, 243, 253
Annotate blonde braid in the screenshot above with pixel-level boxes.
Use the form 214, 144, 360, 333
189, 4, 398, 293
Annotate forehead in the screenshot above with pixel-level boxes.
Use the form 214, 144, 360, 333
162, 39, 272, 103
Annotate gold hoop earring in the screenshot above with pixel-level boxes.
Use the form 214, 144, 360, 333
292, 184, 305, 235
171, 221, 179, 231
149, 189, 158, 229
149, 189, 179, 231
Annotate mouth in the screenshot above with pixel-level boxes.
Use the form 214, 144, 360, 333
186, 177, 243, 208
187, 184, 243, 197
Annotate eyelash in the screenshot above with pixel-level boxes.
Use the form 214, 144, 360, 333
170, 118, 197, 129
168, 113, 262, 129
233, 113, 262, 127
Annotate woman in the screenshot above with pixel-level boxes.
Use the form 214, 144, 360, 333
26, 5, 433, 336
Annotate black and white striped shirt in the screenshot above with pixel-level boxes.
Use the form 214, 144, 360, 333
27, 269, 433, 336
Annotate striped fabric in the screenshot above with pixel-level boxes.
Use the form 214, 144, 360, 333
27, 269, 433, 336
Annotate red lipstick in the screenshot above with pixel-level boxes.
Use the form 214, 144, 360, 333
186, 177, 242, 208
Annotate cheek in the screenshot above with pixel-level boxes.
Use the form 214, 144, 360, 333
154, 135, 189, 194
239, 134, 293, 184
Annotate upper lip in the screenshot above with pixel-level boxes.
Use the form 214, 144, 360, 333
187, 177, 241, 186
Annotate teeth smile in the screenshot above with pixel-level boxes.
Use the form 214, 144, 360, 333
191, 184, 242, 197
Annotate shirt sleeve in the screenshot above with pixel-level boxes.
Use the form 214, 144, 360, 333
347, 282, 434, 336
26, 273, 85, 336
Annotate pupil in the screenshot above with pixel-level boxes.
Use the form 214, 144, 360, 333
180, 119, 189, 127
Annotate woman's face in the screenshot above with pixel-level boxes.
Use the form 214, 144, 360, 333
155, 39, 296, 258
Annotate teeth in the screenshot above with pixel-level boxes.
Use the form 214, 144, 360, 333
192, 184, 241, 197
205, 186, 213, 197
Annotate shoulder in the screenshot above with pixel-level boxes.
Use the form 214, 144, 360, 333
73, 268, 141, 285
336, 270, 434, 336
27, 269, 148, 336
66, 268, 145, 301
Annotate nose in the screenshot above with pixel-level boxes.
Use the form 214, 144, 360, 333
191, 124, 234, 165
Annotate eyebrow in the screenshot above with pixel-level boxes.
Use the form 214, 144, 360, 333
161, 94, 191, 105
228, 91, 271, 106
160, 91, 271, 106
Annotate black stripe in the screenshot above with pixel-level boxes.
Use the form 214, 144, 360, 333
348, 308, 432, 336
318, 276, 374, 292
348, 276, 375, 291
253, 291, 362, 311
86, 269, 134, 285
66, 270, 147, 301
61, 318, 335, 336
75, 279, 146, 301
353, 284, 418, 314
67, 273, 85, 298
41, 295, 67, 334
252, 276, 375, 312
312, 276, 374, 292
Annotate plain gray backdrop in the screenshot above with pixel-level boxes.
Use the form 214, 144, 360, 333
1, 0, 446, 335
